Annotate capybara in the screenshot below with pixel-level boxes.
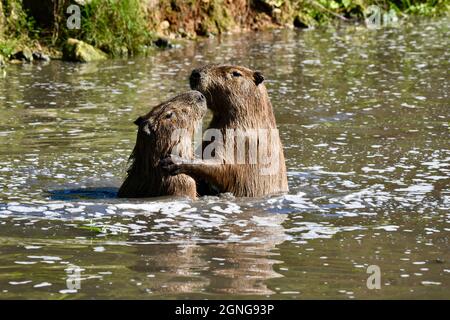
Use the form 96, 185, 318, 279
162, 64, 288, 197
117, 90, 206, 199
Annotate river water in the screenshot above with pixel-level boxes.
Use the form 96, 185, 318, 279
0, 18, 448, 299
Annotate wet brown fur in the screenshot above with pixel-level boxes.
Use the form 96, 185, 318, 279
117, 91, 206, 199
165, 64, 289, 197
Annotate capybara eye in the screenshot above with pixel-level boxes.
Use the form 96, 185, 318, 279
165, 112, 173, 119
232, 71, 242, 77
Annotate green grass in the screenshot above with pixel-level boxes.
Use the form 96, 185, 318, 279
72, 0, 153, 56
0, 39, 16, 57
0, 0, 39, 58
1, 0, 449, 60
1, 0, 38, 37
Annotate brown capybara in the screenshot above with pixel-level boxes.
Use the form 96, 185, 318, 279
117, 91, 206, 199
162, 64, 289, 197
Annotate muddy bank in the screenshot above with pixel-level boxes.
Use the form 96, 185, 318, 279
0, 0, 449, 65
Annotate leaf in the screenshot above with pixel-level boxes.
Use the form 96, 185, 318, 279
329, 1, 340, 10
342, 0, 352, 9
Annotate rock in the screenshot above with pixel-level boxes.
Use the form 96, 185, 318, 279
32, 51, 50, 61
117, 46, 129, 57
9, 59, 23, 65
294, 16, 309, 29
254, 0, 276, 15
154, 37, 172, 49
74, 0, 92, 4
178, 28, 187, 37
10, 47, 34, 62
160, 20, 170, 30
62, 38, 108, 62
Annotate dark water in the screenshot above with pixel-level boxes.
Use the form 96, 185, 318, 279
0, 18, 449, 299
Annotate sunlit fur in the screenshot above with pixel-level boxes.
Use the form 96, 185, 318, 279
117, 91, 206, 199
187, 64, 289, 197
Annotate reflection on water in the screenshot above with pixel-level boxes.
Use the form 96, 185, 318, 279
0, 17, 449, 299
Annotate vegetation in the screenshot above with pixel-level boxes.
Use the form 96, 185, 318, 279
262, 0, 449, 26
0, 0, 449, 61
0, 0, 38, 58
71, 0, 153, 56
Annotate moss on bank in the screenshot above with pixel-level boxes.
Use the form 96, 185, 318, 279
0, 0, 38, 58
0, 0, 449, 63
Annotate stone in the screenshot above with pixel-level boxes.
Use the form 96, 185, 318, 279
74, 0, 92, 5
160, 20, 170, 30
9, 59, 23, 65
62, 38, 108, 62
293, 16, 309, 29
32, 51, 50, 61
154, 37, 172, 49
11, 47, 33, 62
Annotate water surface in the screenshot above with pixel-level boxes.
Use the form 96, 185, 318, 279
0, 18, 449, 299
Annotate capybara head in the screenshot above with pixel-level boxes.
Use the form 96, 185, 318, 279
131, 90, 206, 171
118, 91, 206, 198
189, 64, 266, 116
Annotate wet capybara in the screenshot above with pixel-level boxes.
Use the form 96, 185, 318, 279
162, 64, 288, 197
118, 91, 206, 199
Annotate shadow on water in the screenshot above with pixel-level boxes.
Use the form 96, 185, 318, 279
47, 187, 118, 200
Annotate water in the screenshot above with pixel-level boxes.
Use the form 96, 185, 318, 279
0, 18, 449, 299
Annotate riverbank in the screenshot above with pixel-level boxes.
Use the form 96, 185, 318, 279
0, 0, 449, 65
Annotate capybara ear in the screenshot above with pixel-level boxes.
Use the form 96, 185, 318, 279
134, 116, 146, 126
254, 71, 265, 85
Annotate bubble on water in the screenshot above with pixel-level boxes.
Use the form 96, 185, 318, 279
34, 282, 52, 288
395, 184, 434, 193
288, 222, 365, 240
59, 289, 78, 294
116, 202, 192, 215
211, 203, 242, 214
7, 205, 47, 213
9, 281, 32, 285
14, 261, 37, 265
421, 281, 441, 286
375, 225, 399, 232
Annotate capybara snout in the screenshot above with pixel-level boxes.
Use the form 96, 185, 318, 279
190, 69, 202, 88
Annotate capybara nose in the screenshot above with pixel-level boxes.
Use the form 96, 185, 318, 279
196, 92, 205, 102
190, 69, 201, 88
191, 69, 201, 79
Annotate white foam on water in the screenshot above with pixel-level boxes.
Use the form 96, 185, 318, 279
375, 225, 399, 232
211, 203, 242, 214
34, 282, 52, 288
7, 205, 47, 213
116, 202, 191, 215
9, 281, 32, 285
395, 183, 434, 193
421, 281, 441, 286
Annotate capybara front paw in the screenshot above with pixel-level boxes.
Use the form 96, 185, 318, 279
160, 157, 182, 176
